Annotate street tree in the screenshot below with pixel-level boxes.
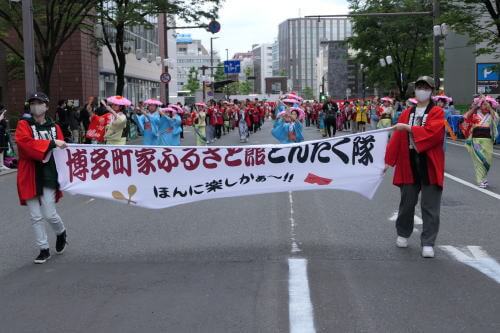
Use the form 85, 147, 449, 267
302, 86, 315, 100
183, 67, 200, 94
214, 62, 226, 82
239, 66, 253, 94
95, 0, 222, 96
0, 0, 96, 96
347, 0, 434, 98
441, 0, 500, 56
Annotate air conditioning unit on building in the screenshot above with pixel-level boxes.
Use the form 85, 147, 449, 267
123, 42, 132, 55
136, 49, 143, 60
155, 56, 162, 66
147, 53, 154, 63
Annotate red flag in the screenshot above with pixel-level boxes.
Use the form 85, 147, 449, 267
304, 173, 333, 186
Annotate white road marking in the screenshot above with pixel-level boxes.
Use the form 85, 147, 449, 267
289, 191, 301, 254
85, 198, 95, 204
440, 246, 500, 284
389, 211, 422, 225
288, 258, 316, 333
447, 140, 500, 157
445, 173, 500, 200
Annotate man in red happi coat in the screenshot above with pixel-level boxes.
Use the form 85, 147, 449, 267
385, 76, 445, 259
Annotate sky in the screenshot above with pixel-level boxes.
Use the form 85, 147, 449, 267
179, 0, 349, 59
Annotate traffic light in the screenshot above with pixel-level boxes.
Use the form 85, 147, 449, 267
320, 93, 326, 102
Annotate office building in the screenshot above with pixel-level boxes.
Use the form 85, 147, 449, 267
252, 43, 274, 94
278, 17, 352, 96
176, 39, 220, 92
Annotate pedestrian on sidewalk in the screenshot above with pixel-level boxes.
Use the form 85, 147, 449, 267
462, 95, 499, 188
385, 76, 445, 259
0, 107, 11, 171
15, 92, 68, 264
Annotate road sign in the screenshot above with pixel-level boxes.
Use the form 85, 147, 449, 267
160, 72, 171, 83
476, 63, 499, 94
207, 20, 221, 34
477, 63, 499, 81
224, 60, 241, 74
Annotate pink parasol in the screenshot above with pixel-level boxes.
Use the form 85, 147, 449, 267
285, 93, 303, 102
380, 97, 394, 103
290, 107, 305, 120
107, 95, 132, 106
143, 98, 163, 106
160, 107, 178, 115
408, 98, 418, 105
195, 102, 207, 108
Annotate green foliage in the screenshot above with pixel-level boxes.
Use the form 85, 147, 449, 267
95, 0, 223, 95
0, 0, 97, 96
226, 81, 240, 95
6, 52, 24, 80
347, 0, 434, 98
302, 86, 314, 100
183, 67, 200, 94
214, 62, 226, 82
238, 66, 253, 94
441, 0, 500, 56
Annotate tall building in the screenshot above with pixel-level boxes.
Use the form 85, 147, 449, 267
232, 52, 254, 82
176, 39, 220, 92
278, 17, 352, 95
252, 43, 274, 94
272, 39, 280, 76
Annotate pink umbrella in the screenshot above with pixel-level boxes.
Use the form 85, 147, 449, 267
144, 98, 163, 106
195, 102, 207, 108
380, 97, 394, 103
290, 107, 305, 120
169, 104, 185, 114
285, 93, 303, 102
107, 95, 132, 106
408, 98, 418, 105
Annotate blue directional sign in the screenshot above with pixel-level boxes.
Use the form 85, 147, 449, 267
224, 60, 241, 74
477, 63, 499, 81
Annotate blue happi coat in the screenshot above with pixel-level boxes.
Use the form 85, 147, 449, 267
158, 114, 182, 146
137, 112, 161, 145
272, 119, 304, 144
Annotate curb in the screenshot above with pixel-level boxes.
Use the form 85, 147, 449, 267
0, 169, 17, 177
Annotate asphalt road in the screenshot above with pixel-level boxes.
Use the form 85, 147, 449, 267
1, 121, 499, 333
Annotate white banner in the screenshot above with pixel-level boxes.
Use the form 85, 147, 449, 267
53, 129, 390, 209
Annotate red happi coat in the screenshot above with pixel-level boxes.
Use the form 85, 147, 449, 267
15, 119, 65, 205
385, 105, 445, 187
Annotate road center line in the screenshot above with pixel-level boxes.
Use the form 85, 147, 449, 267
440, 246, 500, 284
444, 173, 500, 200
289, 191, 301, 254
288, 258, 316, 333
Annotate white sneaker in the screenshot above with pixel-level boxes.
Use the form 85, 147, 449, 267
422, 246, 435, 258
396, 236, 408, 248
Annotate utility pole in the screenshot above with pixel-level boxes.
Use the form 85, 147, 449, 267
21, 0, 37, 97
163, 12, 170, 104
432, 0, 441, 90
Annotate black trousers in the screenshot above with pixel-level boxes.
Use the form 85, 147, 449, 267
324, 116, 337, 137
215, 125, 222, 139
396, 184, 442, 246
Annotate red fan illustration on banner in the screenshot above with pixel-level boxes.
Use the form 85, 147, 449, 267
304, 173, 333, 186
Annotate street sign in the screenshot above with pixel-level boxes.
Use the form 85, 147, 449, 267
207, 20, 221, 34
476, 63, 499, 94
160, 72, 171, 83
224, 60, 241, 74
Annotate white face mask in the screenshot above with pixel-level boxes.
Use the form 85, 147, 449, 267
415, 89, 432, 102
30, 104, 47, 116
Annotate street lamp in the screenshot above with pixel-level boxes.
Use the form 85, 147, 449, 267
210, 37, 219, 76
